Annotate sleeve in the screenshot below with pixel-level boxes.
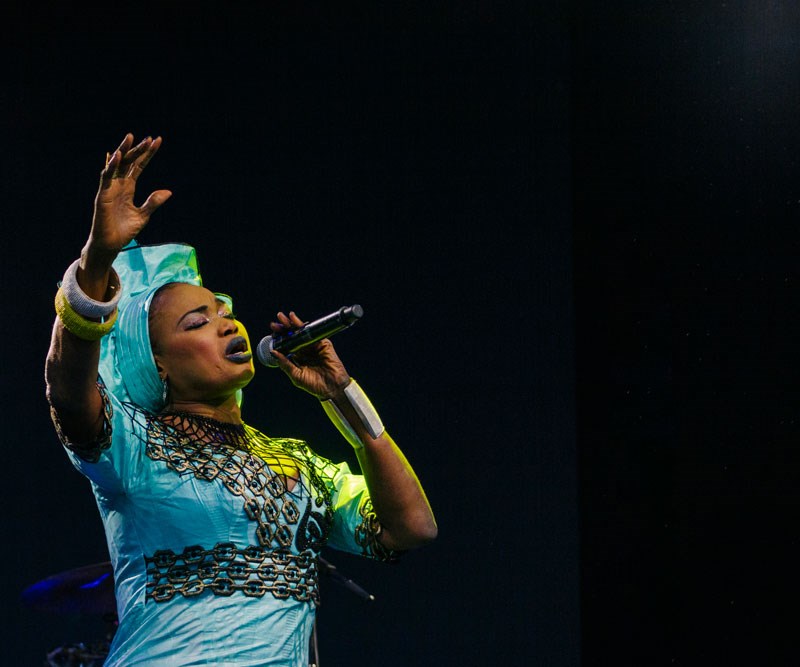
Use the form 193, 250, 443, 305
48, 376, 136, 494
318, 457, 403, 562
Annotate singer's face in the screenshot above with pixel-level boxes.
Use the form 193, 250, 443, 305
148, 283, 255, 404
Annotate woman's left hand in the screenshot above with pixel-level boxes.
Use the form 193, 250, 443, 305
268, 311, 351, 399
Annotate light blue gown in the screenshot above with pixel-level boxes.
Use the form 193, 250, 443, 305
52, 382, 391, 666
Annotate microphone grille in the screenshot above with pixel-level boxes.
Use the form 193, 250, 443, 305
256, 335, 278, 367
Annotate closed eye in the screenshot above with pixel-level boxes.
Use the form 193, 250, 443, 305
184, 312, 235, 330
184, 318, 209, 330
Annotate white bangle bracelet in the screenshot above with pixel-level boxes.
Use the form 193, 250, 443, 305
59, 259, 122, 319
321, 379, 385, 450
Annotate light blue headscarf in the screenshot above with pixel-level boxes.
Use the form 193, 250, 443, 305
98, 240, 208, 412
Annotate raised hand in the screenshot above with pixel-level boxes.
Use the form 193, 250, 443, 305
84, 133, 171, 266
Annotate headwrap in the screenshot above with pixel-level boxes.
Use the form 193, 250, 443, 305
98, 240, 205, 412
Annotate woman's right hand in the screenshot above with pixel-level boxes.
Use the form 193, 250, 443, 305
82, 133, 171, 274
45, 134, 172, 443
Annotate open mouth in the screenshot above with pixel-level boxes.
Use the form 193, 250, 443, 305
225, 336, 252, 362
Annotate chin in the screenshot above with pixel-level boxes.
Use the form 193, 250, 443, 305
234, 365, 256, 388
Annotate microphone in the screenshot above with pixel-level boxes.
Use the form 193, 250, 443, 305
256, 304, 364, 368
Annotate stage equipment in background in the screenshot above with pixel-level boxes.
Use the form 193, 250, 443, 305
21, 561, 116, 666
21, 555, 373, 667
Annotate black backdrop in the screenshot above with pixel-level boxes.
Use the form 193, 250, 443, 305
572, 3, 799, 665
2, 4, 578, 667
3, 2, 797, 666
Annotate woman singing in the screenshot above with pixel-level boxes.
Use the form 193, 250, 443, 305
44, 133, 437, 666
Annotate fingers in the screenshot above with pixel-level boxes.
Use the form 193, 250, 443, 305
99, 134, 163, 187
270, 311, 306, 334
279, 311, 305, 327
100, 133, 134, 179
270, 347, 302, 371
115, 133, 134, 152
109, 133, 134, 165
139, 189, 173, 217
128, 136, 162, 180
100, 149, 121, 187
269, 312, 306, 366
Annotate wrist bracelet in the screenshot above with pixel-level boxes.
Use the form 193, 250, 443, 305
59, 258, 122, 319
55, 288, 117, 341
321, 378, 385, 450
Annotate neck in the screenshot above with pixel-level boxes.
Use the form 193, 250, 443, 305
162, 394, 243, 424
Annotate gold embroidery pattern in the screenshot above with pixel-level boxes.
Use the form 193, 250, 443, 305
48, 379, 113, 463
122, 406, 339, 604
145, 542, 319, 604
132, 408, 335, 554
355, 497, 399, 562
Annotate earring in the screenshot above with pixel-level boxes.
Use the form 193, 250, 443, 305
161, 377, 169, 405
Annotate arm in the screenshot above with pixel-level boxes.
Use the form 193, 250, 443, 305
45, 134, 170, 443
270, 312, 438, 551
339, 391, 439, 550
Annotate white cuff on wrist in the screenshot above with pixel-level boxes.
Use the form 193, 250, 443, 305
344, 380, 385, 439
321, 379, 385, 450
59, 259, 122, 319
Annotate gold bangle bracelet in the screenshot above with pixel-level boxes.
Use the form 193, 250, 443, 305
55, 288, 118, 341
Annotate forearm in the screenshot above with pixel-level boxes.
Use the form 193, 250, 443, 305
45, 320, 105, 442
77, 246, 118, 299
45, 255, 117, 442
354, 432, 438, 550
328, 383, 438, 550
45, 133, 167, 441
268, 321, 438, 549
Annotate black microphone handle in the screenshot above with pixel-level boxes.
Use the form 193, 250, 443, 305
256, 304, 363, 367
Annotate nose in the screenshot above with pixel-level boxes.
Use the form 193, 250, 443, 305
219, 316, 238, 336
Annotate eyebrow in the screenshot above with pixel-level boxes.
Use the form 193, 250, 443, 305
176, 298, 229, 328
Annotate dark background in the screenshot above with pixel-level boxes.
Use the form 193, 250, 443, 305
2, 3, 578, 667
572, 3, 799, 665
2, 2, 797, 666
